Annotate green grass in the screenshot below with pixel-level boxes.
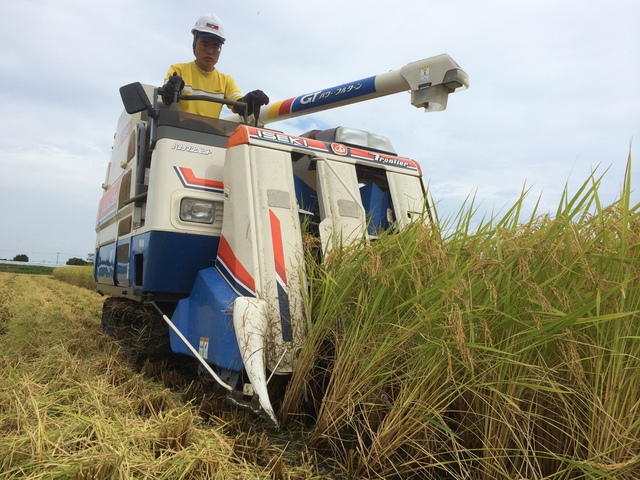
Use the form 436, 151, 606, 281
0, 263, 95, 288
0, 263, 54, 275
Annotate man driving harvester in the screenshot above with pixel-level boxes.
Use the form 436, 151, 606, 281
162, 13, 269, 120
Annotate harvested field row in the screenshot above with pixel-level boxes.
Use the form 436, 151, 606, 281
0, 273, 322, 479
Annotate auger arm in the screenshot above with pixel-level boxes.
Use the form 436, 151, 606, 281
223, 53, 468, 125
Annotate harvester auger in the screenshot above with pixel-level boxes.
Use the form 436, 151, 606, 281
95, 54, 468, 427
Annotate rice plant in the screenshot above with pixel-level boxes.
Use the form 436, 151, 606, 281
282, 155, 639, 479
52, 265, 95, 290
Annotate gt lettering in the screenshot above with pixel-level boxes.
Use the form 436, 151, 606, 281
299, 83, 363, 105
300, 91, 322, 105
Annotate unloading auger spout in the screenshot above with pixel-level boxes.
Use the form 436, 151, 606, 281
225, 53, 468, 125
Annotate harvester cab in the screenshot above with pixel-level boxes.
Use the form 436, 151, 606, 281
95, 54, 468, 427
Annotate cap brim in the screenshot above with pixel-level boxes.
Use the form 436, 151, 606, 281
196, 32, 225, 43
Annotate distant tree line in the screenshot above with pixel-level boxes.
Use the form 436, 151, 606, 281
66, 257, 92, 266
8, 253, 94, 265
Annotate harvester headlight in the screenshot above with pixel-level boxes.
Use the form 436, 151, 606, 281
180, 198, 215, 224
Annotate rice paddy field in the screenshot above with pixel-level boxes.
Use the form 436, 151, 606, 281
0, 159, 638, 479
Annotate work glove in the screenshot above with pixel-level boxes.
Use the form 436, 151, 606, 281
161, 73, 185, 106
240, 89, 269, 117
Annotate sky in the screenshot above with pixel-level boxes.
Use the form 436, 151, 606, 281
0, 1, 638, 265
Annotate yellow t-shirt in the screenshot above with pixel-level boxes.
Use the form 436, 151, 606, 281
165, 62, 242, 118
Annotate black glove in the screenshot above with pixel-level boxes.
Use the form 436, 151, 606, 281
240, 89, 269, 117
161, 73, 185, 106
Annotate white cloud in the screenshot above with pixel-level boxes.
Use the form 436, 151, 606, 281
0, 0, 638, 264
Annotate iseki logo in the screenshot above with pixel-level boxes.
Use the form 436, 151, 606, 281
255, 130, 309, 147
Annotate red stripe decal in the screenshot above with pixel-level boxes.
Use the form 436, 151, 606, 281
178, 167, 224, 190
96, 176, 122, 224
269, 210, 287, 284
279, 97, 295, 116
217, 235, 255, 292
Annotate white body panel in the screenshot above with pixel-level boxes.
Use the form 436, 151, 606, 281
222, 143, 307, 373
144, 137, 226, 235
316, 158, 367, 254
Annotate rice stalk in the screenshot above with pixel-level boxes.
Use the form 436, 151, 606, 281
283, 154, 640, 479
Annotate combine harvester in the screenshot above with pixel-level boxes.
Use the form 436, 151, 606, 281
95, 54, 468, 426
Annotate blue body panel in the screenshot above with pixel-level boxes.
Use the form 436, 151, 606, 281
293, 175, 318, 214
117, 251, 130, 287
95, 231, 219, 294
169, 267, 243, 372
360, 182, 390, 233
134, 231, 219, 293
94, 242, 116, 284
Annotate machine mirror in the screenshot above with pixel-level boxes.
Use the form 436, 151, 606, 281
119, 82, 152, 114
